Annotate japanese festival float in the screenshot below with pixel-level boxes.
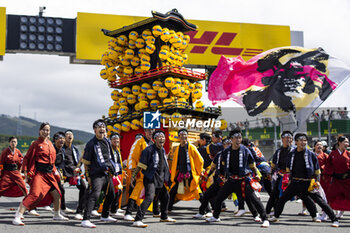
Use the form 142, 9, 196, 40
98, 9, 222, 160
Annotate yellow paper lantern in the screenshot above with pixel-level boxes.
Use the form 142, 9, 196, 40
145, 44, 156, 54
121, 87, 132, 97
158, 87, 169, 98
146, 89, 157, 100
145, 36, 155, 45
131, 56, 140, 67
123, 66, 133, 77
100, 68, 108, 80
141, 83, 151, 93
152, 25, 163, 37
195, 100, 204, 111
142, 29, 152, 40
116, 66, 124, 78
174, 78, 182, 85
129, 31, 139, 41
150, 99, 160, 108
181, 79, 190, 89
119, 97, 128, 106
124, 49, 135, 59
139, 100, 149, 109
111, 90, 120, 101
220, 119, 228, 130
164, 77, 175, 88
107, 125, 114, 133
152, 80, 163, 90
160, 28, 170, 42
179, 86, 185, 97
132, 85, 141, 95
121, 121, 131, 132
120, 56, 130, 66
159, 49, 169, 61
184, 89, 190, 99
138, 93, 147, 101
107, 75, 116, 82
119, 105, 129, 115
134, 102, 141, 112
171, 84, 181, 95
134, 66, 143, 75
108, 105, 118, 118
117, 35, 128, 46
140, 54, 151, 62
161, 45, 170, 51
113, 123, 122, 133
128, 40, 136, 49
195, 82, 203, 90
193, 89, 202, 99
130, 119, 140, 130
127, 94, 137, 104
138, 48, 147, 57
141, 61, 151, 71
135, 38, 145, 48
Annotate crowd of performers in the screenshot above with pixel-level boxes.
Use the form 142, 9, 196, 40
1, 120, 349, 228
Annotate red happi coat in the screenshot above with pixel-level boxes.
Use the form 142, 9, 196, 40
0, 147, 28, 197
323, 149, 350, 211
316, 151, 331, 193
21, 137, 61, 210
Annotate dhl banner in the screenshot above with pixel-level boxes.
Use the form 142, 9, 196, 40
0, 7, 6, 56
76, 12, 291, 66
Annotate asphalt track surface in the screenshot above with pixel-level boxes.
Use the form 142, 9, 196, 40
0, 185, 349, 233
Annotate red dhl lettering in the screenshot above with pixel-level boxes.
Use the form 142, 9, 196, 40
185, 31, 263, 56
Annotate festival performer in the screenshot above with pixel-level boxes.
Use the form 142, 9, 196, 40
270, 133, 339, 227
197, 132, 215, 215
62, 130, 86, 220
0, 136, 28, 199
206, 130, 224, 160
168, 128, 204, 212
193, 143, 228, 219
80, 119, 119, 228
323, 136, 350, 219
265, 131, 294, 216
205, 128, 269, 228
12, 122, 68, 226
52, 131, 72, 217
109, 132, 124, 217
132, 130, 176, 227
124, 128, 155, 221
312, 140, 330, 221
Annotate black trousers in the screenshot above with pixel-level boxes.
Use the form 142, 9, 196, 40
199, 181, 221, 215
237, 193, 259, 217
75, 181, 87, 214
265, 175, 283, 214
125, 194, 159, 215
58, 181, 66, 210
83, 174, 115, 220
261, 174, 272, 195
58, 178, 87, 214
274, 180, 317, 218
213, 178, 267, 220
135, 180, 169, 221
309, 191, 337, 222
168, 181, 179, 211
110, 190, 122, 214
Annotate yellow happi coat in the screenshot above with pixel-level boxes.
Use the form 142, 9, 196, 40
170, 143, 204, 201
126, 137, 148, 204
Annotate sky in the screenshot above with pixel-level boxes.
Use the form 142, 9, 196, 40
1, 0, 350, 133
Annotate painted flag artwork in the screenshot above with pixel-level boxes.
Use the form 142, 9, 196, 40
208, 47, 350, 119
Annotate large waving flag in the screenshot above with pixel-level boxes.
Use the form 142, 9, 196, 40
208, 47, 350, 118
